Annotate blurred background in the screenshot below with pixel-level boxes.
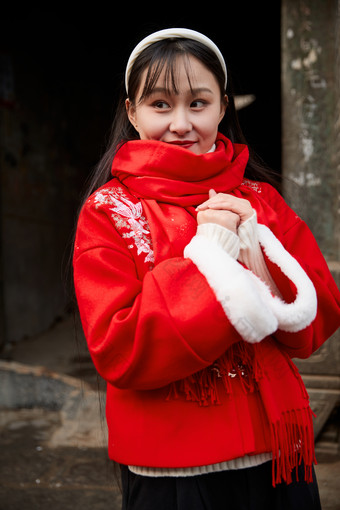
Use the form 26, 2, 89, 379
0, 2, 339, 508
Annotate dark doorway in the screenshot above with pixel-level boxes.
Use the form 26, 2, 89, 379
0, 5, 281, 345
2, 5, 282, 174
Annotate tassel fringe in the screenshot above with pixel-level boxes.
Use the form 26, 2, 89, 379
166, 341, 316, 487
270, 407, 316, 487
166, 342, 262, 406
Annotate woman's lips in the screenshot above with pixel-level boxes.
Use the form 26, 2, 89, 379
167, 140, 197, 148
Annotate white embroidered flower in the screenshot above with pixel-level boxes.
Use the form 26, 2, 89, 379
94, 188, 154, 264
109, 196, 150, 237
242, 179, 262, 193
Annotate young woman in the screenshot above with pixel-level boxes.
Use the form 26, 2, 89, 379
73, 28, 340, 509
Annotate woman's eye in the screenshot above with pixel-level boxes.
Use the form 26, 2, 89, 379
191, 100, 206, 108
153, 101, 170, 109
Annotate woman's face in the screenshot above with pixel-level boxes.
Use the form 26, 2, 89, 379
126, 55, 227, 155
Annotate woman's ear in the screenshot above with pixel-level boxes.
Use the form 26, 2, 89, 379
125, 98, 138, 132
219, 95, 229, 123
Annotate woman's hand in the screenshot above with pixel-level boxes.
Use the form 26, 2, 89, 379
196, 189, 254, 233
196, 208, 240, 233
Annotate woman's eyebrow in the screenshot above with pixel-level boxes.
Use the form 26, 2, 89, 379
190, 87, 214, 95
148, 86, 214, 96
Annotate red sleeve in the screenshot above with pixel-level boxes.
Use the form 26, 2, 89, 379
261, 183, 340, 359
73, 200, 241, 390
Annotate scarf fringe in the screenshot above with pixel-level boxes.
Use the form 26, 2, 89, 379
166, 341, 316, 487
270, 407, 316, 487
166, 342, 262, 406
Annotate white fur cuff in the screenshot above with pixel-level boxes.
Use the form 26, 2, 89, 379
184, 234, 278, 343
185, 223, 318, 343
257, 224, 317, 332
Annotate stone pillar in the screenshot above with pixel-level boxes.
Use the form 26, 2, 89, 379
281, 0, 340, 447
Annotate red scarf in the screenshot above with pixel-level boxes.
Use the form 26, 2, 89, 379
111, 133, 315, 485
112, 133, 248, 263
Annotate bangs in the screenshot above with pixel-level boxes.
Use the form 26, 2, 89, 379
128, 38, 226, 103
137, 50, 194, 102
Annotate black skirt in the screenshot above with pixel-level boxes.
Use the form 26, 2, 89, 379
120, 461, 321, 510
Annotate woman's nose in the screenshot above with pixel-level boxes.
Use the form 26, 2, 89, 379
169, 108, 192, 134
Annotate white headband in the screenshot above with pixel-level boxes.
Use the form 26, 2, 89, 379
125, 28, 227, 94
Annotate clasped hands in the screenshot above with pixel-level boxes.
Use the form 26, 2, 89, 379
196, 189, 254, 234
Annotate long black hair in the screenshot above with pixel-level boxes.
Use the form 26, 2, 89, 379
80, 37, 280, 206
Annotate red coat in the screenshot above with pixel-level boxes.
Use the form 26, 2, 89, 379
73, 137, 340, 484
